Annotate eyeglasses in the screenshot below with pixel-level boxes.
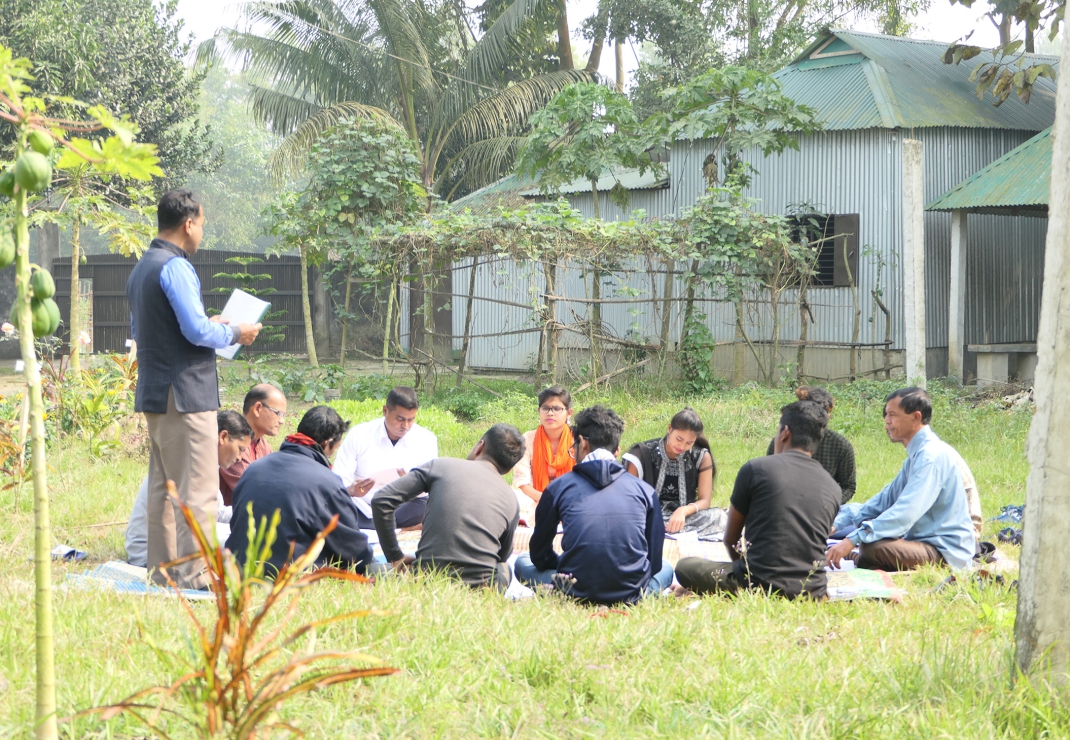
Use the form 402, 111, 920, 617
539, 405, 568, 415
263, 404, 285, 419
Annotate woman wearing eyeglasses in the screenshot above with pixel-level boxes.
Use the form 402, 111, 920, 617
511, 386, 575, 522
623, 407, 726, 540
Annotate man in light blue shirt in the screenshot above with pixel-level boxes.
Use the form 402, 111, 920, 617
826, 387, 976, 571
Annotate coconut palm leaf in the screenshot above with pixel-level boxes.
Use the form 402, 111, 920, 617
439, 135, 528, 201
459, 0, 558, 84
269, 101, 403, 179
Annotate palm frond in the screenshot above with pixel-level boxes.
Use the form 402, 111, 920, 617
439, 135, 527, 199
441, 69, 595, 152
461, 0, 557, 84
365, 0, 437, 96
269, 101, 403, 180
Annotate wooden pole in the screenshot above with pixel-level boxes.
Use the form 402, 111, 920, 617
457, 258, 479, 388
1015, 25, 1070, 680
902, 139, 927, 387
948, 209, 968, 383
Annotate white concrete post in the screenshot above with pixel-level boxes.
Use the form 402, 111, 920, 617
902, 139, 927, 387
1016, 27, 1070, 681
948, 209, 968, 382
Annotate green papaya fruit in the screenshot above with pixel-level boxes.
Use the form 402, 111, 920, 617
14, 152, 51, 193
0, 168, 15, 198
27, 130, 54, 156
0, 231, 14, 269
80, 253, 87, 266
42, 298, 61, 335
31, 268, 55, 299
30, 298, 51, 337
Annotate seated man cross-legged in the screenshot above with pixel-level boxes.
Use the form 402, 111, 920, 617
332, 386, 438, 530
676, 401, 841, 599
515, 405, 673, 605
826, 387, 976, 572
371, 423, 527, 590
226, 406, 373, 576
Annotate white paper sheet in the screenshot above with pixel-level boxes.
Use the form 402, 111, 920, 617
215, 289, 271, 360
351, 468, 404, 518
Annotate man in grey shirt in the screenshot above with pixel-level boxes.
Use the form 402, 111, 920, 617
372, 424, 526, 590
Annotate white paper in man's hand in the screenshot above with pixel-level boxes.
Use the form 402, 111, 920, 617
351, 468, 404, 518
216, 289, 271, 360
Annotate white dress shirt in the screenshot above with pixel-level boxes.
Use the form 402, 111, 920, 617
332, 418, 439, 516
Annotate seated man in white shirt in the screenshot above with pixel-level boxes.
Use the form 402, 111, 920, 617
125, 410, 252, 567
332, 386, 438, 529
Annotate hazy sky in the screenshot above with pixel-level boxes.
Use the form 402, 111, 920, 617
174, 0, 1010, 83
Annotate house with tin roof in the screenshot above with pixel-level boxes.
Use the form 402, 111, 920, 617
440, 30, 1057, 381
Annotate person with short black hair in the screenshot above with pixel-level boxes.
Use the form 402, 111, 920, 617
826, 387, 975, 572
332, 386, 439, 529
765, 386, 856, 504
510, 386, 575, 522
125, 410, 253, 568
218, 384, 288, 504
127, 189, 262, 588
623, 408, 726, 540
675, 401, 841, 599
514, 405, 673, 605
226, 406, 373, 576
371, 423, 526, 589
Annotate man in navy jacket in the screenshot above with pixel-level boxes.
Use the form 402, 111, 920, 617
515, 405, 672, 604
227, 406, 373, 576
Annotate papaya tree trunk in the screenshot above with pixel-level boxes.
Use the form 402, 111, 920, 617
16, 189, 58, 740
300, 243, 318, 367
68, 217, 81, 379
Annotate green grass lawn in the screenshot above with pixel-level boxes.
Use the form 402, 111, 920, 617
1, 377, 1065, 739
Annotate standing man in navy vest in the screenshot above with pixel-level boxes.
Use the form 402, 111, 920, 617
127, 190, 261, 588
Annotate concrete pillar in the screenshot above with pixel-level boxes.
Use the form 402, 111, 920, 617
1016, 26, 1070, 681
948, 210, 968, 382
902, 139, 926, 387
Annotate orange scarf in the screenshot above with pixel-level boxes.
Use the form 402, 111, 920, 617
531, 424, 575, 492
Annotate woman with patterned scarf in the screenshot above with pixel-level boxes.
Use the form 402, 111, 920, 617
511, 386, 575, 522
623, 408, 726, 541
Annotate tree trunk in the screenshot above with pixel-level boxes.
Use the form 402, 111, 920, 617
545, 260, 559, 383
589, 262, 602, 384
16, 189, 58, 740
300, 244, 318, 367
1025, 23, 1035, 53
340, 259, 355, 368
423, 270, 436, 395
586, 31, 606, 72
556, 0, 574, 70
845, 237, 861, 381
659, 259, 674, 374
615, 39, 625, 92
457, 258, 478, 388
382, 279, 395, 375
683, 258, 699, 329
68, 217, 82, 379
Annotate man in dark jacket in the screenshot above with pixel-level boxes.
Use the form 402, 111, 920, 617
515, 405, 672, 605
227, 406, 373, 576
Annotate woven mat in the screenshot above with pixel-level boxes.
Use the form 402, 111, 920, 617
64, 561, 214, 601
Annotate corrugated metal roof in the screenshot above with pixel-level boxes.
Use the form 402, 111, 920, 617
926, 126, 1051, 212
774, 29, 1058, 131
517, 167, 668, 196
449, 173, 540, 216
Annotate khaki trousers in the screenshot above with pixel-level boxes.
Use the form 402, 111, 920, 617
856, 538, 944, 571
144, 389, 218, 589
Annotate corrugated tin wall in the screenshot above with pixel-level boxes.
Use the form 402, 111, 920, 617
410, 127, 1046, 371
913, 128, 1045, 346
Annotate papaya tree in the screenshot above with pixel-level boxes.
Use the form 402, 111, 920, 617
31, 171, 156, 378
0, 44, 163, 739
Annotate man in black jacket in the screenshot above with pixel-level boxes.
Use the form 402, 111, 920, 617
227, 406, 373, 576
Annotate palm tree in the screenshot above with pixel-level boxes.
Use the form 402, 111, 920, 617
199, 0, 596, 199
